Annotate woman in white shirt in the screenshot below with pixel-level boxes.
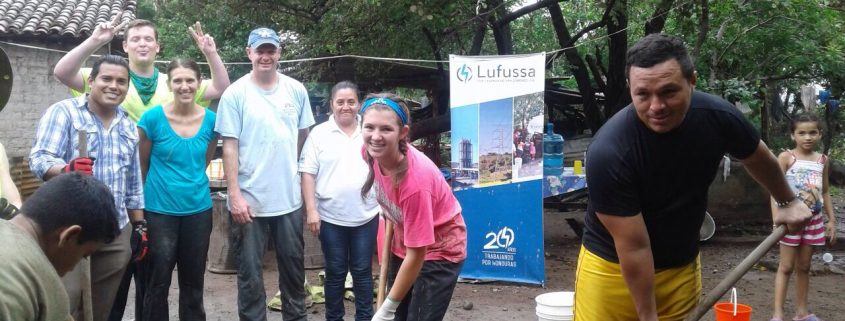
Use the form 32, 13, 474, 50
299, 81, 380, 321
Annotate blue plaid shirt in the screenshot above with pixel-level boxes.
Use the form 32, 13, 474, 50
30, 95, 144, 228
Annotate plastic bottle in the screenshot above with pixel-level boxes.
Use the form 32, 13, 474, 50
543, 123, 564, 177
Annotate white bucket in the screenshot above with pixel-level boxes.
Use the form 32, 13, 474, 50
699, 211, 716, 241
535, 291, 574, 321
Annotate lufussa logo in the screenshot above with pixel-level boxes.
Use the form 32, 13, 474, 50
455, 63, 536, 82
457, 64, 473, 82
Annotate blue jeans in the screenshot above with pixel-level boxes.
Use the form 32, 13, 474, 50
142, 209, 213, 321
319, 217, 378, 321
235, 208, 306, 321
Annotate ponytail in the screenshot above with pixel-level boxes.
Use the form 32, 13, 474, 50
361, 150, 376, 199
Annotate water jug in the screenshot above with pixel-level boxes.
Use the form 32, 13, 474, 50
543, 123, 564, 177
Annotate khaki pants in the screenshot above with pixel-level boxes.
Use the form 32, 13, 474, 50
63, 224, 132, 321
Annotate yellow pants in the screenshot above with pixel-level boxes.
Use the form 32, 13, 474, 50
574, 246, 701, 321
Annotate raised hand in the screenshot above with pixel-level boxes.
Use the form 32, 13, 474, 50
91, 12, 129, 45
188, 21, 217, 55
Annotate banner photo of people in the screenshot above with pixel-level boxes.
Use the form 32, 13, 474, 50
449, 53, 546, 285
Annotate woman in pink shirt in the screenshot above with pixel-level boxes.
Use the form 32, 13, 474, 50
360, 93, 467, 321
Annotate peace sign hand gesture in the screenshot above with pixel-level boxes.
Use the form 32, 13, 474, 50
188, 22, 218, 55
91, 12, 129, 45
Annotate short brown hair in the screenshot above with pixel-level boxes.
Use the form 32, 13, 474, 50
166, 58, 202, 80
123, 19, 158, 41
626, 33, 694, 81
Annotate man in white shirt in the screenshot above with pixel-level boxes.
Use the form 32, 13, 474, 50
214, 27, 315, 321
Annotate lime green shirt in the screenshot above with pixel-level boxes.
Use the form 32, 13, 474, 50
72, 68, 210, 122
0, 142, 9, 199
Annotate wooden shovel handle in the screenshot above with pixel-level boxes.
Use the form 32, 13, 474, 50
77, 129, 93, 321
376, 220, 394, 309
684, 225, 787, 321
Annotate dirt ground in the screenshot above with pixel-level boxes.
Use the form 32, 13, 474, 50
119, 199, 845, 321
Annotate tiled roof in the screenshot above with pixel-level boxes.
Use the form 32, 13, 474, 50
0, 0, 136, 38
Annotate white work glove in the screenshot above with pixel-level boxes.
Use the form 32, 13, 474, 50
372, 297, 400, 321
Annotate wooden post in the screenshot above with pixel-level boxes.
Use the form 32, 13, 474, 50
77, 130, 94, 321
376, 220, 394, 309
684, 225, 787, 321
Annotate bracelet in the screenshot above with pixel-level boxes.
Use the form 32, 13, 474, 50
775, 195, 797, 208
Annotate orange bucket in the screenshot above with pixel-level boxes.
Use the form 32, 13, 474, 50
713, 288, 752, 321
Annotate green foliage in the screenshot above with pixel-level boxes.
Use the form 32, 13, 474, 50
145, 0, 845, 155
135, 0, 156, 20
664, 0, 845, 154
147, 0, 255, 79
513, 92, 544, 129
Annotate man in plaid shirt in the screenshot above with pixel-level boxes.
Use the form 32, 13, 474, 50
29, 55, 144, 321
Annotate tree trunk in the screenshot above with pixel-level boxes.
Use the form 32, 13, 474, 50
469, 19, 486, 55
760, 83, 772, 144
824, 101, 834, 155
489, 0, 514, 55
770, 83, 785, 122
644, 0, 674, 35
691, 0, 709, 63
585, 54, 607, 93
604, 0, 630, 117
548, 3, 603, 134
410, 114, 450, 141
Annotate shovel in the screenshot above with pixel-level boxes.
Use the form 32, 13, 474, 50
77, 130, 94, 321
684, 225, 787, 321
376, 219, 394, 309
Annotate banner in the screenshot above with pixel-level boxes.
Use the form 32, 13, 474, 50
450, 53, 546, 285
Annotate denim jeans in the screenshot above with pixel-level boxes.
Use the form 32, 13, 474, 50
319, 217, 378, 321
387, 255, 464, 321
235, 208, 306, 321
142, 209, 213, 321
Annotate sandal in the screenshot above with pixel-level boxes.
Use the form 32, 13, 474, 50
794, 314, 823, 321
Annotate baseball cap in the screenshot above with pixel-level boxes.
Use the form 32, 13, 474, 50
248, 28, 281, 49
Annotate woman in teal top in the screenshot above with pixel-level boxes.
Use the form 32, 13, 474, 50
137, 59, 217, 321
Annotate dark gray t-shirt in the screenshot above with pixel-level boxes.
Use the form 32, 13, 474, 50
583, 91, 760, 269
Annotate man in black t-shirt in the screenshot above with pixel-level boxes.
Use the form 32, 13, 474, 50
573, 33, 813, 321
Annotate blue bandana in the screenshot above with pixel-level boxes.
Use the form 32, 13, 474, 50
359, 97, 408, 125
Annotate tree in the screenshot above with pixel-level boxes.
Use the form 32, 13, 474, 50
146, 0, 845, 145
514, 92, 544, 130
677, 0, 845, 144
